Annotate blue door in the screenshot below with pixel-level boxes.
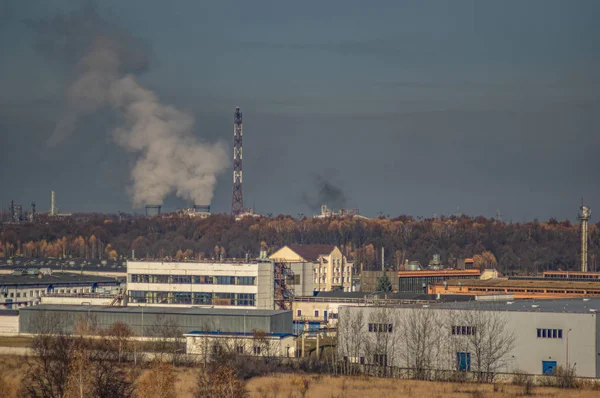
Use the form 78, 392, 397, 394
542, 361, 557, 375
456, 352, 471, 371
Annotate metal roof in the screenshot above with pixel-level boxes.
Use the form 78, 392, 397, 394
427, 297, 600, 314
313, 291, 474, 302
0, 273, 120, 286
441, 278, 600, 289
184, 331, 294, 338
285, 244, 336, 261
20, 304, 290, 317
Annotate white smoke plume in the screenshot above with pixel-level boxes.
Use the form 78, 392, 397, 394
33, 8, 228, 207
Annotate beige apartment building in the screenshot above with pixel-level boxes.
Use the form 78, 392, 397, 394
270, 244, 352, 292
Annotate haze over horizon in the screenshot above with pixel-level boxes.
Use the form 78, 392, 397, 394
0, 1, 598, 221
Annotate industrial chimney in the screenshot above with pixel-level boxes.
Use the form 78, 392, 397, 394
580, 203, 592, 272
50, 191, 56, 217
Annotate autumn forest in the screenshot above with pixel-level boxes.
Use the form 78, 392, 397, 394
0, 214, 598, 274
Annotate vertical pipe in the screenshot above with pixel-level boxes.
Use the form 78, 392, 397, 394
381, 247, 384, 271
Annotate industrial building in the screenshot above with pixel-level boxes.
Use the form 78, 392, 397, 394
19, 305, 292, 337
428, 278, 600, 299
338, 298, 600, 377
361, 269, 482, 293
127, 259, 277, 309
0, 272, 121, 309
292, 291, 473, 331
270, 244, 353, 292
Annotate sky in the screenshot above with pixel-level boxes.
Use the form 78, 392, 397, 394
0, 0, 598, 221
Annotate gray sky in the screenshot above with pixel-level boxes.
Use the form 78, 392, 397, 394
0, 0, 598, 220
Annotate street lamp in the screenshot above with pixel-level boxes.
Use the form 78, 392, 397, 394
566, 328, 572, 369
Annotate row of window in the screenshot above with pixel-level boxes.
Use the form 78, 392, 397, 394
129, 274, 256, 286
452, 326, 477, 336
537, 328, 563, 339
368, 323, 393, 333
295, 310, 338, 319
128, 291, 256, 306
3, 287, 94, 299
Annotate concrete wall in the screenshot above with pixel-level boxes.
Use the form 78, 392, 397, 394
338, 306, 598, 377
0, 312, 19, 335
257, 262, 275, 310
185, 334, 295, 357
290, 262, 314, 297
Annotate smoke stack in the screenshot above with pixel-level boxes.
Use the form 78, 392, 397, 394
580, 204, 592, 272
50, 191, 56, 216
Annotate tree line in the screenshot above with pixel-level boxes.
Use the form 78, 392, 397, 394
1, 213, 598, 274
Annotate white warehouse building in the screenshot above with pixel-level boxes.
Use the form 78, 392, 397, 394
127, 260, 277, 310
338, 298, 600, 378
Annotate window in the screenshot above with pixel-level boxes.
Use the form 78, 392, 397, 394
237, 276, 256, 286
215, 276, 236, 285
297, 310, 302, 316
359, 357, 365, 364
330, 313, 338, 319
368, 323, 393, 333
253, 346, 261, 355
452, 325, 476, 336
536, 328, 563, 339
293, 275, 301, 285
314, 310, 319, 317
456, 352, 471, 371
373, 354, 387, 366
236, 346, 244, 355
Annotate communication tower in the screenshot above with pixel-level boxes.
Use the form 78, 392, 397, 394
579, 202, 592, 272
231, 106, 244, 215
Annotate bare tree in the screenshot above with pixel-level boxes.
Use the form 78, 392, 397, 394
23, 312, 73, 398
363, 307, 401, 376
397, 308, 445, 380
452, 309, 516, 382
145, 314, 184, 362
105, 321, 135, 363
337, 308, 365, 375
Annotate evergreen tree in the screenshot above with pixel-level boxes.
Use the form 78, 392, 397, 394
376, 272, 393, 292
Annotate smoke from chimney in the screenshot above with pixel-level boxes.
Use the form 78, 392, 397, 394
33, 8, 228, 207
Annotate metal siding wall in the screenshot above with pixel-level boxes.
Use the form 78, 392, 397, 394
19, 307, 291, 336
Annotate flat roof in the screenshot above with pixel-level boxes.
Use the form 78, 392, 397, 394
439, 278, 600, 290
428, 297, 600, 314
312, 291, 474, 302
184, 331, 294, 338
20, 304, 289, 317
397, 269, 481, 277
0, 258, 126, 271
0, 273, 120, 286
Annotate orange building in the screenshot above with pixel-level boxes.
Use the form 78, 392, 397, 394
428, 278, 600, 299
543, 271, 600, 281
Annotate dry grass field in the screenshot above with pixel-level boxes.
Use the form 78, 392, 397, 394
1, 355, 600, 398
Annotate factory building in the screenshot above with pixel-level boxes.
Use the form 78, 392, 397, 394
292, 291, 473, 331
360, 269, 482, 293
338, 298, 600, 377
0, 272, 121, 310
270, 244, 353, 292
127, 259, 278, 309
429, 278, 600, 299
19, 305, 292, 337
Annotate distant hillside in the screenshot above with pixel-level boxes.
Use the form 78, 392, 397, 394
0, 214, 598, 274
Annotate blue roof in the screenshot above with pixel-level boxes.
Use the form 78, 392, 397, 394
184, 330, 294, 338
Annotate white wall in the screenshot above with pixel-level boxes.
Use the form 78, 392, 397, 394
339, 306, 599, 378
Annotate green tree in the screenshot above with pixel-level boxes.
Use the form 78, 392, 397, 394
376, 272, 393, 292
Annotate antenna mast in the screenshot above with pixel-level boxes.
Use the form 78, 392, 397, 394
231, 106, 244, 215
